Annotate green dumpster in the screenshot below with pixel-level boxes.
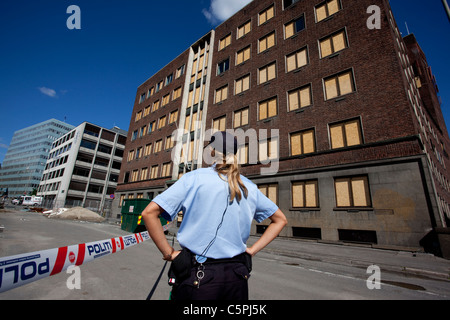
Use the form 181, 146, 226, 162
121, 199, 151, 233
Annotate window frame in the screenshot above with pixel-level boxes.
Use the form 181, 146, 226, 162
329, 117, 364, 149
291, 180, 320, 209
289, 128, 316, 156
284, 14, 306, 39
323, 69, 356, 100
319, 28, 349, 59
334, 175, 372, 209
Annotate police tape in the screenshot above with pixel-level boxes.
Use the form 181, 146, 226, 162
0, 227, 164, 293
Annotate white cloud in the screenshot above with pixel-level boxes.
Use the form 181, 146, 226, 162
203, 0, 253, 25
38, 87, 57, 98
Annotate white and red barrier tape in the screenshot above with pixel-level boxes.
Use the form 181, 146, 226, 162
0, 230, 153, 293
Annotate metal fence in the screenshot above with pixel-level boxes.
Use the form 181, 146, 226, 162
41, 198, 113, 219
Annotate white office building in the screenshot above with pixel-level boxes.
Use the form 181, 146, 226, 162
38, 122, 127, 216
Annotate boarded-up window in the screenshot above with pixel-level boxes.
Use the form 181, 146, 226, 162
234, 107, 249, 128
259, 5, 275, 25
335, 176, 371, 208
236, 46, 251, 65
292, 180, 319, 208
259, 138, 279, 162
235, 74, 250, 95
213, 116, 226, 132
259, 184, 278, 205
330, 119, 362, 149
259, 97, 277, 120
237, 20, 252, 39
215, 85, 228, 103
259, 32, 275, 53
288, 85, 312, 111
259, 62, 276, 84
324, 70, 355, 100
286, 48, 308, 72
320, 30, 348, 58
290, 129, 315, 156
316, 0, 341, 22
219, 34, 231, 51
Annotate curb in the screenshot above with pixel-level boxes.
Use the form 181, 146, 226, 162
261, 247, 450, 282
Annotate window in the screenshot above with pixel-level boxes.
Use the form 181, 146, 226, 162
150, 165, 159, 179
237, 144, 249, 164
259, 5, 274, 25
237, 20, 251, 39
152, 100, 160, 112
218, 59, 230, 75
169, 110, 179, 124
286, 47, 308, 72
140, 168, 148, 181
144, 143, 152, 156
135, 147, 142, 160
288, 84, 312, 111
292, 180, 319, 208
139, 93, 146, 103
147, 87, 155, 98
213, 116, 226, 132
135, 111, 142, 122
157, 116, 167, 129
144, 106, 151, 117
236, 46, 251, 65
156, 80, 163, 93
335, 176, 371, 208
162, 94, 170, 107
316, 0, 341, 22
175, 65, 185, 79
131, 170, 139, 182
235, 74, 250, 95
319, 29, 348, 58
258, 97, 277, 120
290, 129, 315, 155
166, 74, 173, 86
127, 150, 135, 162
165, 135, 174, 150
324, 70, 355, 100
219, 34, 231, 51
258, 184, 278, 205
154, 140, 162, 153
162, 162, 172, 177
259, 138, 278, 162
148, 121, 156, 134
329, 119, 363, 149
215, 85, 228, 104
234, 107, 249, 128
259, 62, 276, 84
258, 32, 276, 53
284, 15, 305, 39
173, 87, 182, 100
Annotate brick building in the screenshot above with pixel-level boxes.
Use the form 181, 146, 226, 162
115, 0, 450, 255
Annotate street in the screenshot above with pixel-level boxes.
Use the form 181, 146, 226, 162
1, 208, 449, 301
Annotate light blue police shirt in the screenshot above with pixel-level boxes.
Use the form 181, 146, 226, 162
152, 166, 279, 259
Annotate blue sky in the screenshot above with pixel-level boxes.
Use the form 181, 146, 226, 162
0, 0, 449, 165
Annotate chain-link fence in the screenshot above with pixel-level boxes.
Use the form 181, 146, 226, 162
41, 198, 113, 219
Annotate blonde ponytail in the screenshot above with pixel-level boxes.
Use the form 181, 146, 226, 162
214, 153, 248, 203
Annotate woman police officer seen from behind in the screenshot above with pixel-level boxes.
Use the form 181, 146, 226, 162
142, 131, 287, 300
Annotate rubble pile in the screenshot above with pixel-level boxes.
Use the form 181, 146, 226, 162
45, 207, 105, 223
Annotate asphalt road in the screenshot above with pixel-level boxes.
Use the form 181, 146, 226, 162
1, 209, 449, 301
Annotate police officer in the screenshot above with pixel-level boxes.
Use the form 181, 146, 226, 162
142, 131, 287, 300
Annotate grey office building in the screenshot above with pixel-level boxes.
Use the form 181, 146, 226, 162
0, 119, 75, 198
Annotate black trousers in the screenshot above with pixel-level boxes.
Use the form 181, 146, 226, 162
171, 261, 250, 301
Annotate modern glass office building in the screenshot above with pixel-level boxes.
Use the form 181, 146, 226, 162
0, 119, 75, 198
